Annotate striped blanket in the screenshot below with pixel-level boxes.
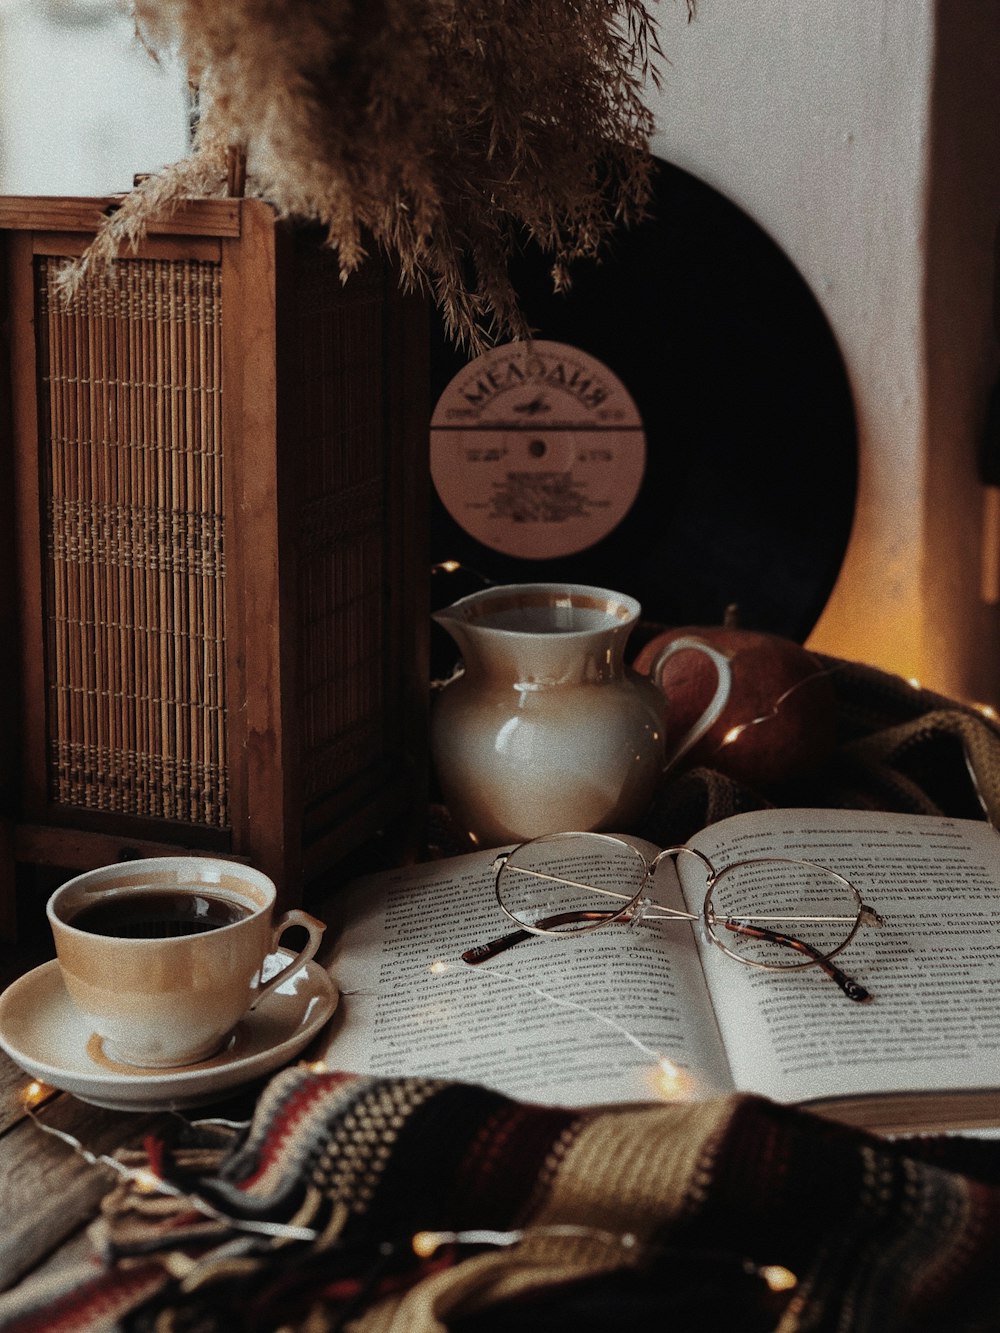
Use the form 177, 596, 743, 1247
4, 1066, 1000, 1332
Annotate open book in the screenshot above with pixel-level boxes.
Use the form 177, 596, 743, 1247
320, 808, 1000, 1134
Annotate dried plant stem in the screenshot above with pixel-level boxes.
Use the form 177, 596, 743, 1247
60, 0, 677, 353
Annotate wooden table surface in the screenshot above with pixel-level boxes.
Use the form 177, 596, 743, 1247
0, 1051, 173, 1292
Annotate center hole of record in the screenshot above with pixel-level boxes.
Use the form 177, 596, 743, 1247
528, 438, 547, 458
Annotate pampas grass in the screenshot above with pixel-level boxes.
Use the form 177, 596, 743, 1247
63, 0, 676, 351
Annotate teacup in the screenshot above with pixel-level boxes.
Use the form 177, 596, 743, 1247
47, 857, 326, 1069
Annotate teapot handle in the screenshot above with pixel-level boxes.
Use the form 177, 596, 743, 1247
647, 637, 733, 770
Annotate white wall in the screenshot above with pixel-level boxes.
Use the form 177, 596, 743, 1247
0, 0, 189, 195
649, 0, 1000, 705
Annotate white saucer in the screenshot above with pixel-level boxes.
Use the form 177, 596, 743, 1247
0, 950, 339, 1111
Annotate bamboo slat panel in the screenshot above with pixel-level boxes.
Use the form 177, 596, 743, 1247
35, 256, 228, 828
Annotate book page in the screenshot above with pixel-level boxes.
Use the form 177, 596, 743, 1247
682, 809, 1000, 1106
319, 842, 734, 1107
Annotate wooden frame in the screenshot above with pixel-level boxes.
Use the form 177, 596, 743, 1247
0, 196, 429, 929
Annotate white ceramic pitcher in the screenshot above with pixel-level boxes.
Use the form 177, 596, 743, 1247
430, 583, 732, 847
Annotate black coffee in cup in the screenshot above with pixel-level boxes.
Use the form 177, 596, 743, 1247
70, 889, 252, 939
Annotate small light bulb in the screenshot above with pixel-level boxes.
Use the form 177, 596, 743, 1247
22, 1080, 51, 1108
721, 726, 743, 747
429, 959, 449, 975
412, 1230, 445, 1258
306, 1060, 328, 1073
976, 703, 997, 719
132, 1167, 162, 1194
907, 677, 922, 690
760, 1264, 797, 1293
652, 1056, 692, 1099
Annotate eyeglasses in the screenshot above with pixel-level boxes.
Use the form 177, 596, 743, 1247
461, 831, 884, 1003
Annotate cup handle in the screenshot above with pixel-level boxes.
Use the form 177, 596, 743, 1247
648, 636, 733, 769
252, 909, 327, 1008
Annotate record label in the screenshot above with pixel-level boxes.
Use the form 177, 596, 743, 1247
430, 340, 646, 560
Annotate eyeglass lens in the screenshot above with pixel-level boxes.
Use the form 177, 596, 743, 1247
496, 833, 649, 935
705, 859, 862, 969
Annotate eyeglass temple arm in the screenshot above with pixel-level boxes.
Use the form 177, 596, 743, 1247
461, 910, 618, 965
723, 920, 873, 1003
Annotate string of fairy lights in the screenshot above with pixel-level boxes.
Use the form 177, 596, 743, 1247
18, 1075, 797, 1299
15, 944, 716, 1289
430, 955, 694, 1099
13, 666, 999, 1307
687, 662, 996, 766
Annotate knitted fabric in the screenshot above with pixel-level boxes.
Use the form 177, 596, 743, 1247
4, 1069, 1000, 1332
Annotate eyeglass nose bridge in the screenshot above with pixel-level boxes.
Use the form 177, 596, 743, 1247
649, 843, 717, 884
628, 894, 661, 926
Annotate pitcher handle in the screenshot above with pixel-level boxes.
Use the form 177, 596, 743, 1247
253, 909, 326, 1008
647, 636, 733, 769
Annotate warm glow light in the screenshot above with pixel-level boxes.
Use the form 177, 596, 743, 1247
975, 703, 998, 720
133, 1167, 162, 1194
721, 726, 743, 747
651, 1056, 693, 1099
907, 677, 922, 690
22, 1080, 52, 1108
306, 1060, 328, 1073
760, 1265, 798, 1293
412, 1230, 444, 1258
438, 560, 461, 573
429, 959, 449, 975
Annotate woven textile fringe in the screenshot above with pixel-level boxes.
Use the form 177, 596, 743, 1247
4, 1068, 1000, 1331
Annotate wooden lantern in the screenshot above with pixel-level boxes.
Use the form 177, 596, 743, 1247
0, 196, 429, 930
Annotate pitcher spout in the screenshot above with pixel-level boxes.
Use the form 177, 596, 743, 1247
432, 605, 472, 648
431, 606, 460, 631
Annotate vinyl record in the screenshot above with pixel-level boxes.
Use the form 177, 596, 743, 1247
429, 156, 858, 644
